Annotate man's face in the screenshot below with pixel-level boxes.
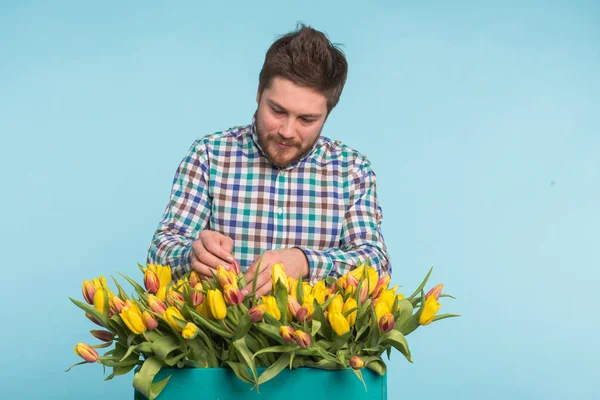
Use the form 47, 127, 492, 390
255, 77, 328, 168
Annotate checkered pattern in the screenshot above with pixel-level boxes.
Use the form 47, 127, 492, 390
147, 120, 391, 283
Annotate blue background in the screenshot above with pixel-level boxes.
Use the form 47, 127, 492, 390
1, 1, 598, 399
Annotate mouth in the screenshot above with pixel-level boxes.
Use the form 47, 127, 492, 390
274, 140, 297, 149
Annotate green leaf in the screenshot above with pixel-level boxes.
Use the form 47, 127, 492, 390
64, 361, 87, 372
302, 359, 343, 370
233, 338, 258, 384
275, 279, 288, 326
257, 353, 291, 385
351, 368, 367, 392
104, 364, 136, 381
252, 344, 297, 358
364, 356, 387, 375
408, 267, 433, 300
394, 299, 414, 326
151, 336, 181, 362
383, 330, 412, 363
233, 313, 252, 341
118, 272, 147, 298
297, 274, 304, 305
312, 299, 333, 341
119, 342, 150, 363
311, 320, 322, 337
262, 312, 282, 328
186, 305, 233, 338
110, 275, 130, 301
432, 313, 461, 322
69, 297, 109, 327
250, 255, 263, 302
254, 323, 284, 344
226, 361, 253, 384
132, 357, 170, 400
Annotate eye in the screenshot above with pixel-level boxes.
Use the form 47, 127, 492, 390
271, 107, 285, 115
299, 117, 315, 124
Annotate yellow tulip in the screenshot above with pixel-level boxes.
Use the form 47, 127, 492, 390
207, 290, 227, 320
262, 296, 281, 321
373, 275, 391, 299
197, 299, 211, 319
148, 295, 167, 314
91, 276, 107, 290
82, 280, 96, 305
223, 284, 244, 305
93, 288, 107, 314
342, 297, 358, 326
143, 311, 158, 330
349, 265, 378, 294
375, 301, 390, 324
189, 271, 201, 288
144, 269, 160, 294
110, 296, 127, 313
327, 294, 344, 314
426, 284, 443, 300
350, 355, 364, 370
287, 296, 301, 319
164, 306, 185, 331
146, 264, 172, 288
419, 294, 440, 325
279, 326, 295, 343
182, 322, 199, 339
167, 289, 184, 307
287, 277, 298, 298
74, 343, 99, 363
217, 265, 237, 288
294, 330, 311, 348
156, 286, 167, 302
379, 312, 395, 332
271, 263, 288, 293
120, 302, 146, 335
302, 282, 312, 296
377, 289, 397, 311
249, 304, 267, 322
328, 312, 350, 336
312, 287, 327, 305
192, 283, 204, 307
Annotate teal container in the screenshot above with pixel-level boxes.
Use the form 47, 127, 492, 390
134, 367, 387, 399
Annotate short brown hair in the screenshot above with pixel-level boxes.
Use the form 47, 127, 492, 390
258, 24, 348, 113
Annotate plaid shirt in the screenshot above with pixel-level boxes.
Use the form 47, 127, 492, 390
147, 120, 391, 283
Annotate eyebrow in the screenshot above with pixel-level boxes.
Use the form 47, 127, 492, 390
267, 100, 323, 119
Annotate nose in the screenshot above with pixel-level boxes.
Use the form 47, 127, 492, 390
278, 118, 295, 139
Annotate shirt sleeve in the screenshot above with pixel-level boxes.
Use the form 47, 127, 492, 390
147, 140, 212, 279
298, 159, 391, 284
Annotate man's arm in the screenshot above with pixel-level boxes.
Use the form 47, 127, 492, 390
147, 140, 212, 279
297, 160, 391, 283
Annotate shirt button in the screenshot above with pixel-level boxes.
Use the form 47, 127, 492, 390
277, 207, 283, 215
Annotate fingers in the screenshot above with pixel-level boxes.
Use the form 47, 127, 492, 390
203, 233, 235, 264
192, 231, 236, 271
254, 280, 273, 298
243, 258, 260, 284
243, 259, 270, 295
190, 254, 215, 278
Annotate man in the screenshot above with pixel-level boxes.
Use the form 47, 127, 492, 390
148, 24, 391, 297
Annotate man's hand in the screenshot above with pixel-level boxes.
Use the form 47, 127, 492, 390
190, 230, 237, 278
242, 248, 309, 298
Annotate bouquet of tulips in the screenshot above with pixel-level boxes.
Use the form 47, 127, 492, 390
67, 259, 458, 399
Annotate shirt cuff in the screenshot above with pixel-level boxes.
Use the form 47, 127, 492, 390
296, 247, 331, 285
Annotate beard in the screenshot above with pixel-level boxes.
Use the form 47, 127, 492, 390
255, 113, 322, 169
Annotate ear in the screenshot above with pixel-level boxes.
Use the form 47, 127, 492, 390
256, 87, 261, 104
